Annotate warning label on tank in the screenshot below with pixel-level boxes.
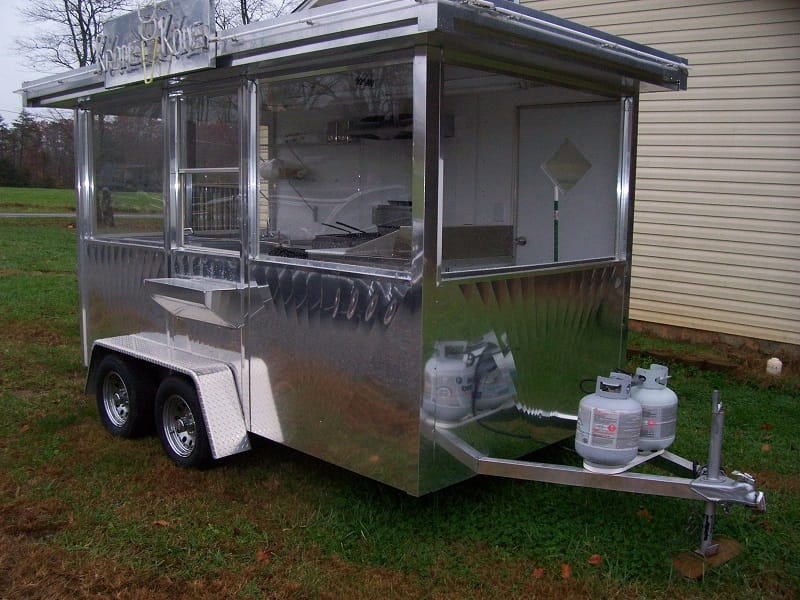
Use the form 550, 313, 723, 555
578, 406, 640, 449
640, 405, 677, 439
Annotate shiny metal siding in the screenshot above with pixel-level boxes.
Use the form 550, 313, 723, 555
419, 263, 628, 494
172, 250, 242, 282
246, 261, 423, 494
528, 0, 800, 345
81, 241, 168, 349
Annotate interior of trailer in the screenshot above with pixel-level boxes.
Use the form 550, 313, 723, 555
87, 59, 625, 276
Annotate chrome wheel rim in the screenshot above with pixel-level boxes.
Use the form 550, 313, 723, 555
162, 394, 197, 458
365, 292, 379, 322
346, 288, 359, 320
102, 371, 129, 427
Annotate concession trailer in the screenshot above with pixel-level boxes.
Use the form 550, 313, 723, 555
20, 0, 764, 555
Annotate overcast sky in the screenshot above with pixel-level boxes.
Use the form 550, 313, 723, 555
0, 0, 56, 123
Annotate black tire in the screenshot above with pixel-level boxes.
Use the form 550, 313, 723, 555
154, 376, 211, 468
95, 354, 153, 438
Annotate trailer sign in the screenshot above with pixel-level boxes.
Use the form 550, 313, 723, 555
94, 0, 214, 87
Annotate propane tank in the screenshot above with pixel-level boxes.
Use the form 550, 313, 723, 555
422, 342, 475, 421
473, 333, 517, 411
575, 376, 642, 468
631, 364, 678, 452
609, 371, 633, 388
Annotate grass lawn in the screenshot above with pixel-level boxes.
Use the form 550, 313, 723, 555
1, 192, 798, 599
0, 187, 76, 213
0, 186, 162, 215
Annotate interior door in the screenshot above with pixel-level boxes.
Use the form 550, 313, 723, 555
516, 101, 621, 266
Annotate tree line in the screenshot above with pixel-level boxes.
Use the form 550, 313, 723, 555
0, 112, 74, 189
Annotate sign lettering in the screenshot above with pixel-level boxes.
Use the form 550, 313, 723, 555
94, 0, 215, 86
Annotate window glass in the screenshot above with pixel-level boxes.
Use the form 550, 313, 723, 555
183, 93, 239, 169
92, 100, 163, 241
257, 63, 413, 270
440, 65, 622, 274
180, 91, 241, 252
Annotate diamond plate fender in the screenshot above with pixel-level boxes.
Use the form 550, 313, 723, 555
89, 334, 251, 460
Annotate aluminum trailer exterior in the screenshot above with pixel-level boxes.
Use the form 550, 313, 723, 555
22, 0, 760, 521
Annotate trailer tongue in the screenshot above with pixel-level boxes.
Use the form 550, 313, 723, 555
433, 389, 765, 557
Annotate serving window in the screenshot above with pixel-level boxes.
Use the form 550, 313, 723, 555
256, 62, 413, 270
440, 65, 626, 276
91, 98, 164, 242
178, 90, 241, 253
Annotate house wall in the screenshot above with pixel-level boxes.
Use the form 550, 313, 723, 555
527, 0, 800, 347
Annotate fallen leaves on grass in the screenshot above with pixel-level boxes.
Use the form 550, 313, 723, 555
588, 554, 603, 566
637, 507, 653, 521
256, 545, 282, 564
153, 520, 170, 528
762, 443, 772, 453
532, 567, 546, 579
560, 563, 572, 579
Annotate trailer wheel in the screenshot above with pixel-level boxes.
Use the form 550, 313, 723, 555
96, 354, 152, 438
154, 377, 211, 468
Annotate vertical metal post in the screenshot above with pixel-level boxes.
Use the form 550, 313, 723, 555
699, 390, 724, 557
415, 45, 441, 281
553, 186, 560, 262
74, 106, 94, 367
166, 92, 182, 257
241, 77, 258, 275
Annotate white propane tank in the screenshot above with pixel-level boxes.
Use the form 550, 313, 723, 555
473, 332, 517, 411
422, 342, 475, 421
609, 371, 633, 388
575, 376, 642, 468
631, 364, 678, 452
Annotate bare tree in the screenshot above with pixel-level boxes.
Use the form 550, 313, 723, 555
17, 0, 305, 71
215, 0, 303, 30
16, 0, 132, 70
241, 0, 253, 24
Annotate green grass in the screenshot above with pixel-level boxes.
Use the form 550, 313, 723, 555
0, 187, 76, 212
0, 186, 162, 214
0, 218, 77, 273
107, 190, 163, 214
1, 189, 798, 598
0, 218, 78, 339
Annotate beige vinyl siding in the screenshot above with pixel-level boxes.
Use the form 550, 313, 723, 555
528, 0, 800, 346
